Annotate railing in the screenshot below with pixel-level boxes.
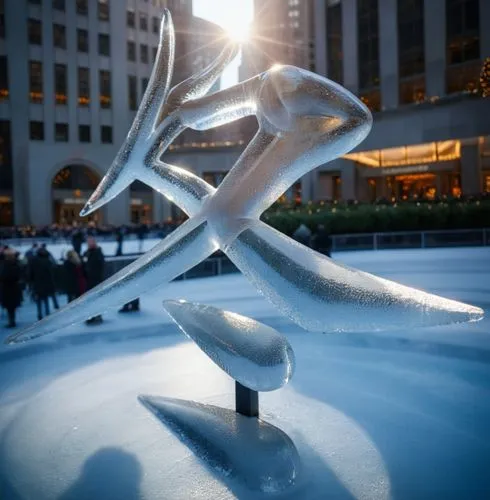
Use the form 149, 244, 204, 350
102, 228, 489, 282
330, 228, 489, 252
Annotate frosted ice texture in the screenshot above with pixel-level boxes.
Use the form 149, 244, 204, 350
139, 396, 300, 493
163, 300, 295, 391
6, 9, 483, 344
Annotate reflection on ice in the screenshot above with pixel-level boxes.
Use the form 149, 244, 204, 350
163, 300, 295, 391
139, 396, 301, 494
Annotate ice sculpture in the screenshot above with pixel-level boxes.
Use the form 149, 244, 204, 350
6, 9, 483, 345
163, 300, 295, 391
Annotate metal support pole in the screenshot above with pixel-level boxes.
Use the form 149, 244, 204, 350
235, 381, 259, 417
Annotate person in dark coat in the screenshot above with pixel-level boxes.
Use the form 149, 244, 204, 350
30, 247, 59, 320
115, 227, 125, 256
83, 237, 105, 324
0, 249, 23, 327
63, 249, 87, 303
71, 224, 85, 256
136, 223, 148, 253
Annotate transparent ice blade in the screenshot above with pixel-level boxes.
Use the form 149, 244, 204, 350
163, 300, 295, 391
6, 218, 218, 344
225, 220, 484, 332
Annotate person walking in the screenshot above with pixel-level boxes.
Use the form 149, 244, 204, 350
63, 249, 87, 303
0, 249, 23, 328
30, 246, 59, 320
312, 224, 333, 257
83, 237, 105, 325
71, 223, 85, 256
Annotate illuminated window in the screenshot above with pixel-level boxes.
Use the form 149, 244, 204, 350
78, 67, 90, 106
99, 70, 111, 108
54, 63, 67, 104
29, 60, 43, 103
360, 89, 381, 112
446, 0, 480, 94
399, 76, 425, 104
28, 19, 42, 45
53, 24, 66, 49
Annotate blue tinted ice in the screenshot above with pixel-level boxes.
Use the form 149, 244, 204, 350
163, 300, 295, 391
6, 9, 483, 345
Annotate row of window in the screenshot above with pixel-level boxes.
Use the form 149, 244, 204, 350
128, 41, 156, 64
127, 10, 161, 34
28, 20, 111, 56
30, 121, 112, 143
29, 0, 110, 21
326, 0, 481, 111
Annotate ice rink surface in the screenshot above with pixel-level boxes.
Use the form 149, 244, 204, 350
0, 247, 489, 499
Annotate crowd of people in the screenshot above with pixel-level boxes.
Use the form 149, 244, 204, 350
0, 237, 107, 328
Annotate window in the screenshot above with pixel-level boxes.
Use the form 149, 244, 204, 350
357, 0, 379, 90
357, 0, 380, 111
128, 75, 137, 110
79, 125, 91, 142
53, 0, 65, 11
29, 61, 43, 103
446, 0, 480, 94
99, 70, 111, 108
327, 2, 343, 84
28, 0, 41, 4
29, 121, 44, 140
0, 56, 8, 101
127, 10, 135, 28
76, 0, 88, 16
1, 0, 6, 38
77, 29, 89, 52
54, 63, 67, 104
98, 0, 109, 21
0, 121, 13, 193
53, 24, 66, 49
98, 33, 110, 56
141, 77, 149, 95
140, 13, 148, 31
55, 123, 69, 142
140, 44, 148, 63
101, 125, 112, 143
78, 67, 90, 106
127, 41, 136, 61
28, 19, 42, 45
152, 47, 157, 61
398, 0, 425, 104
152, 16, 159, 34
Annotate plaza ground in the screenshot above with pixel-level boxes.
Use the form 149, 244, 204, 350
0, 247, 489, 499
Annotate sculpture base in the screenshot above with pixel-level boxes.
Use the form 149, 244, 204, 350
235, 381, 259, 417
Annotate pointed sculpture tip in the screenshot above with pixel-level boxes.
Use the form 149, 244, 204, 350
79, 202, 92, 217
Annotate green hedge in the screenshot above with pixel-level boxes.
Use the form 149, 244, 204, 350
262, 199, 490, 236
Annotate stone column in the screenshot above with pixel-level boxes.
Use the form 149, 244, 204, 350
313, 0, 327, 76
340, 159, 357, 200
379, 0, 398, 110
460, 142, 482, 195
424, 0, 446, 97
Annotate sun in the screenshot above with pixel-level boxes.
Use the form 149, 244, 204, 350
222, 18, 250, 42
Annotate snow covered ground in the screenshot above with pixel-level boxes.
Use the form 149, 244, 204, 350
0, 247, 489, 499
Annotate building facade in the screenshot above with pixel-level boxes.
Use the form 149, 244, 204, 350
311, 0, 490, 203
0, 0, 247, 226
1, 0, 489, 226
